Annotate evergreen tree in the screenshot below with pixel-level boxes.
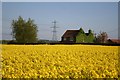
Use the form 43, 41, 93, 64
76, 28, 86, 43
79, 28, 85, 34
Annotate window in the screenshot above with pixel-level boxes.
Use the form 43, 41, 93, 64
70, 37, 73, 41
64, 38, 66, 41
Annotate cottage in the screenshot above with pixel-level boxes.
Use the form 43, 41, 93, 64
61, 28, 95, 43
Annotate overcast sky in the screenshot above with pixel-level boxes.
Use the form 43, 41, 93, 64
2, 2, 119, 40
1, 0, 120, 2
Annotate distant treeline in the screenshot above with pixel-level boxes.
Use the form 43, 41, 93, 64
0, 40, 60, 44
1, 40, 120, 46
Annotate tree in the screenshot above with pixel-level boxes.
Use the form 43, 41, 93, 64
11, 16, 38, 43
76, 28, 86, 43
86, 29, 95, 43
76, 28, 95, 43
96, 32, 108, 43
79, 28, 85, 34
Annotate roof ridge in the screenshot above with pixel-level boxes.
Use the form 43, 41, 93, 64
67, 29, 78, 31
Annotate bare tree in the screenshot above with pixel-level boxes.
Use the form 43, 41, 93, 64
96, 32, 108, 43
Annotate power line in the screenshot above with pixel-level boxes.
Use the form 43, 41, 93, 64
94, 28, 118, 35
106, 28, 118, 33
51, 20, 59, 41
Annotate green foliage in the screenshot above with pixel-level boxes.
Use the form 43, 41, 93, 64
79, 28, 85, 34
76, 33, 86, 43
88, 29, 92, 34
0, 40, 10, 44
11, 16, 38, 43
76, 28, 95, 43
85, 33, 95, 43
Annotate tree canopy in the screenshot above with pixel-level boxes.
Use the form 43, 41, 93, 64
79, 28, 85, 34
11, 16, 38, 43
76, 28, 95, 43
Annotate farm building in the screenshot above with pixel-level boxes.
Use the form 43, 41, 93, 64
107, 39, 120, 44
61, 28, 95, 43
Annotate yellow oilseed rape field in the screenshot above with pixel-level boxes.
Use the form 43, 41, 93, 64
1, 45, 120, 78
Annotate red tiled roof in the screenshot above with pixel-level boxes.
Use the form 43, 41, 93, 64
62, 30, 89, 37
108, 39, 120, 44
62, 30, 79, 37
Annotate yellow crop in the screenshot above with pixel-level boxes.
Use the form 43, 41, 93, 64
1, 45, 120, 78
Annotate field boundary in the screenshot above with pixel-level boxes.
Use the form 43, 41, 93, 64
7, 42, 120, 46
